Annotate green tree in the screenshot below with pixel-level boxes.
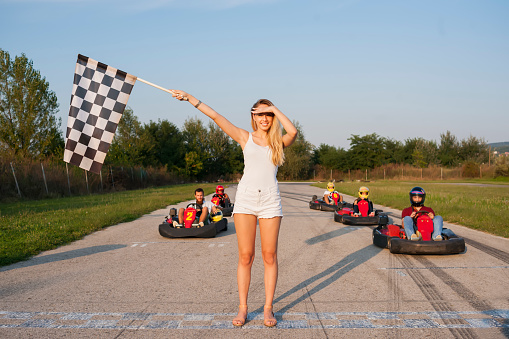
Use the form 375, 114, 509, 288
412, 139, 439, 168
0, 49, 62, 158
278, 122, 313, 180
108, 107, 153, 166
142, 119, 184, 171
184, 151, 203, 177
438, 131, 460, 167
347, 133, 387, 169
312, 143, 349, 171
383, 138, 404, 164
400, 138, 421, 165
459, 135, 488, 163
204, 122, 243, 178
182, 117, 208, 177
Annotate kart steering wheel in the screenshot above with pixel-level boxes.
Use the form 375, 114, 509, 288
186, 203, 198, 209
413, 210, 431, 219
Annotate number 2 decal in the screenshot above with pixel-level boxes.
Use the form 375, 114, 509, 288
185, 212, 194, 221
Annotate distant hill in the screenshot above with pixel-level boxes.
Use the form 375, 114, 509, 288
489, 141, 509, 153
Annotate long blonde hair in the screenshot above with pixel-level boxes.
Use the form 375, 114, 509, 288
251, 99, 285, 167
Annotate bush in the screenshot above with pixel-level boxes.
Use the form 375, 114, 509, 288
494, 157, 509, 177
462, 161, 480, 178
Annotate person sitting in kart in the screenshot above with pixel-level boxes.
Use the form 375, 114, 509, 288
402, 186, 443, 241
174, 188, 218, 227
352, 186, 375, 217
323, 181, 343, 205
213, 185, 231, 208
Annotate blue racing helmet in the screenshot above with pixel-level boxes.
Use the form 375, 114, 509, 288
409, 186, 426, 207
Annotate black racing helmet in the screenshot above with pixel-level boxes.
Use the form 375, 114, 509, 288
409, 186, 426, 207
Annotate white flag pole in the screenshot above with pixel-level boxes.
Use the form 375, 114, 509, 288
137, 78, 175, 95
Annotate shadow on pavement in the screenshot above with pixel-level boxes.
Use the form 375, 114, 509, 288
214, 219, 237, 238
1, 244, 127, 272
305, 227, 361, 245
260, 244, 382, 315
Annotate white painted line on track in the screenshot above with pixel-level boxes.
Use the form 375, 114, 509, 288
379, 266, 509, 270
131, 241, 231, 244
1, 310, 507, 330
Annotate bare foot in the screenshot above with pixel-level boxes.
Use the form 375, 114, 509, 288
263, 305, 277, 327
232, 305, 248, 327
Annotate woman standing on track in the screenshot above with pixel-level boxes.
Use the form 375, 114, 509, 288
170, 90, 297, 327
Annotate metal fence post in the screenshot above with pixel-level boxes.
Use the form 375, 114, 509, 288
110, 166, 115, 189
65, 163, 72, 196
41, 163, 49, 195
100, 169, 104, 192
10, 162, 22, 197
85, 170, 90, 194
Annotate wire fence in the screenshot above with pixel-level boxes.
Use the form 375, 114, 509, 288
1, 159, 498, 201
1, 158, 188, 201
312, 163, 495, 182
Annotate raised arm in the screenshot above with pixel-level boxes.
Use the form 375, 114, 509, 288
251, 105, 298, 147
170, 90, 249, 148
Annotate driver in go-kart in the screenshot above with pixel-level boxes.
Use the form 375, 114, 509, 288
323, 182, 343, 205
174, 188, 218, 227
402, 186, 443, 241
213, 185, 231, 208
353, 186, 375, 217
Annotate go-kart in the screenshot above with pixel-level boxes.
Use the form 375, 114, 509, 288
309, 192, 345, 212
334, 199, 389, 226
159, 203, 228, 238
211, 194, 234, 217
372, 211, 465, 254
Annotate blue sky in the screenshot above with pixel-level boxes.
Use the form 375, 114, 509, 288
1, 0, 508, 149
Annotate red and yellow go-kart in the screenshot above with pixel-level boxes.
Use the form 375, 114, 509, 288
372, 211, 465, 254
334, 199, 388, 226
309, 192, 344, 212
159, 203, 228, 238
211, 194, 234, 217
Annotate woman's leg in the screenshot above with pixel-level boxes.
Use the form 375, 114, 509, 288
259, 216, 282, 326
232, 213, 257, 325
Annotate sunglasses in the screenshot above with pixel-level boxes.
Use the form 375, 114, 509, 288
252, 112, 274, 117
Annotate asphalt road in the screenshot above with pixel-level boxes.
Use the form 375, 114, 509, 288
1, 183, 508, 338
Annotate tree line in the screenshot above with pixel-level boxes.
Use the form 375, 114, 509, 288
1, 49, 503, 185
312, 131, 489, 172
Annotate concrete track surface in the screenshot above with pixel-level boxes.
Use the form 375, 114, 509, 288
1, 183, 508, 338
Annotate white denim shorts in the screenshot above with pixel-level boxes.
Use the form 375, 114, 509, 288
232, 185, 283, 219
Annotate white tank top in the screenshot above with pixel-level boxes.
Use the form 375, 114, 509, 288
238, 133, 278, 190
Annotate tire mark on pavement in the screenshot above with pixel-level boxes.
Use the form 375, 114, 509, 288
462, 237, 509, 265
414, 255, 509, 338
398, 255, 479, 339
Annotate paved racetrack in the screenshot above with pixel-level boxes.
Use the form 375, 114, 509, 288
1, 183, 508, 338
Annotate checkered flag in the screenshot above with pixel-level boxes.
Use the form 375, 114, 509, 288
64, 54, 137, 174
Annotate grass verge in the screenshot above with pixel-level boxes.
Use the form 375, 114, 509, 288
0, 183, 217, 267
313, 181, 509, 238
